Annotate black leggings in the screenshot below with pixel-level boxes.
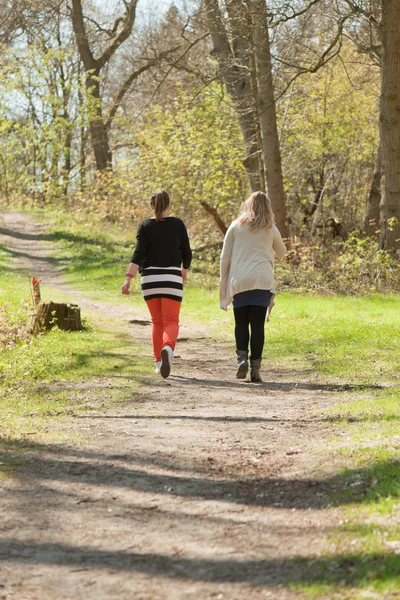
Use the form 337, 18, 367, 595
233, 305, 268, 360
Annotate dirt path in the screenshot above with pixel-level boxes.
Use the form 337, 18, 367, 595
0, 211, 347, 600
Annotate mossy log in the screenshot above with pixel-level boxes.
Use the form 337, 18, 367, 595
31, 301, 82, 335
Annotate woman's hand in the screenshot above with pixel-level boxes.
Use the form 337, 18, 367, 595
121, 279, 131, 295
182, 268, 188, 282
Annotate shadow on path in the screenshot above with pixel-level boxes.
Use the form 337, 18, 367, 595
2, 437, 399, 511
0, 539, 398, 588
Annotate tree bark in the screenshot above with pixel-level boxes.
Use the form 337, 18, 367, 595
31, 302, 82, 335
379, 0, 400, 252
247, 0, 289, 239
86, 72, 112, 171
204, 0, 262, 191
365, 142, 382, 236
71, 0, 112, 170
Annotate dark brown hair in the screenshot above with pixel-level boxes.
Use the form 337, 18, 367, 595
150, 189, 170, 221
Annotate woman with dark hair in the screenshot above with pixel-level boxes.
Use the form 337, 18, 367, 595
220, 191, 286, 382
122, 190, 192, 378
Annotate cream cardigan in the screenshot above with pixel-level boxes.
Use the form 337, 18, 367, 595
220, 221, 287, 309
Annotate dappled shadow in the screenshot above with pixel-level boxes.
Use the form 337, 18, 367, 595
77, 414, 319, 423
75, 412, 400, 424
1, 247, 61, 266
0, 226, 118, 252
0, 539, 398, 588
169, 374, 386, 393
1, 436, 399, 510
324, 413, 400, 423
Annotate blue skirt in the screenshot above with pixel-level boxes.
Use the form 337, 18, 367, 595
233, 289, 272, 308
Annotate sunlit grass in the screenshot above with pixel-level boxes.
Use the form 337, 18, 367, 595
0, 239, 148, 439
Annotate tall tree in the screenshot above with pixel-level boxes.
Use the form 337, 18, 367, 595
379, 0, 400, 252
247, 0, 289, 238
204, 0, 290, 236
70, 0, 181, 171
203, 0, 262, 192
70, 0, 138, 170
365, 142, 382, 236
339, 0, 382, 236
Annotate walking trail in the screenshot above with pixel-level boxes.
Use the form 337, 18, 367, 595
0, 211, 350, 600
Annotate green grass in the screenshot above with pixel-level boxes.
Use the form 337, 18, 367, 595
184, 291, 400, 384
286, 455, 400, 598
291, 551, 400, 598
0, 243, 34, 313
0, 321, 148, 436
0, 236, 150, 441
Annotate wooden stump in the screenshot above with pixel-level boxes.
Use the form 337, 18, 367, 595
31, 301, 82, 335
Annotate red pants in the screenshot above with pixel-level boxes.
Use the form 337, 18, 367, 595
146, 298, 181, 362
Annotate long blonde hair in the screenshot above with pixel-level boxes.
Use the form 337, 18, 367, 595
237, 191, 275, 232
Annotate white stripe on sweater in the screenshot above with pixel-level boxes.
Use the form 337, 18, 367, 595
142, 287, 183, 297
145, 266, 181, 271
140, 274, 182, 284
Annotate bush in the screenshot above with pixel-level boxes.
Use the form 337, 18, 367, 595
277, 233, 400, 294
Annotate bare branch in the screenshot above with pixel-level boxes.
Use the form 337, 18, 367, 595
342, 0, 380, 25
131, 33, 211, 121
106, 45, 182, 129
82, 15, 115, 38
270, 0, 322, 27
273, 12, 352, 102
96, 0, 138, 70
200, 200, 228, 235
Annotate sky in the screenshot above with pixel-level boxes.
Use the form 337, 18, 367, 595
92, 0, 180, 22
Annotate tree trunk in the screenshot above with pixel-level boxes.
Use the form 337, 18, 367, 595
31, 301, 82, 335
86, 73, 112, 171
365, 142, 382, 236
379, 0, 400, 252
71, 0, 113, 172
204, 0, 262, 191
247, 0, 289, 239
63, 128, 73, 197
77, 64, 87, 192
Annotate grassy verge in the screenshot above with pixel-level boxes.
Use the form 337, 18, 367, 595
0, 236, 150, 444
303, 387, 400, 598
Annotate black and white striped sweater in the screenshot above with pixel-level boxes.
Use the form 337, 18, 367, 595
140, 266, 183, 302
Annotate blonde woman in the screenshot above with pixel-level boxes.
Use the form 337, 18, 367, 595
122, 190, 192, 378
220, 191, 286, 382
